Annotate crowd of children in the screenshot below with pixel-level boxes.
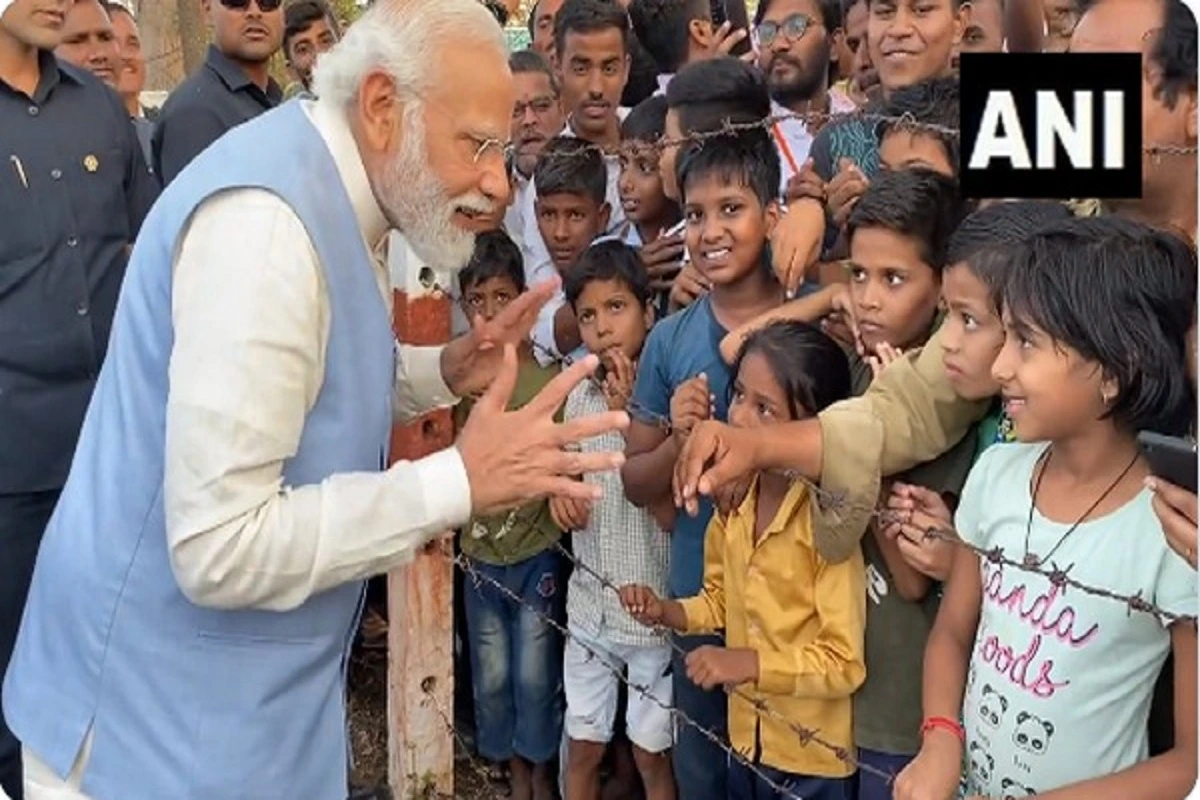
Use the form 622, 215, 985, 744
445, 1, 1199, 799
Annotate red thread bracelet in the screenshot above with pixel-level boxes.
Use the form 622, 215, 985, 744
921, 716, 965, 744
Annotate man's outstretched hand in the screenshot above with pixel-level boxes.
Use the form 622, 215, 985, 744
458, 344, 629, 516
672, 421, 765, 518
441, 280, 557, 398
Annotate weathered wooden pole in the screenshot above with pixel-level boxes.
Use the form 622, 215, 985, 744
385, 234, 455, 798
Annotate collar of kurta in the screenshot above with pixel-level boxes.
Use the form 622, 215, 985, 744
204, 45, 283, 103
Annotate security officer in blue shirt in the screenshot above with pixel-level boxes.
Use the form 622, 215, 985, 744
151, 0, 285, 185
0, 1, 158, 796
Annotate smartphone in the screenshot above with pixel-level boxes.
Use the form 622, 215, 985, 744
1138, 431, 1198, 494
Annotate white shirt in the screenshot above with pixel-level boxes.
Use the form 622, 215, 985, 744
770, 88, 857, 196
527, 113, 630, 365
165, 99, 472, 612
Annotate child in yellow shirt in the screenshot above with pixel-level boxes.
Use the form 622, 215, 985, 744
620, 320, 867, 800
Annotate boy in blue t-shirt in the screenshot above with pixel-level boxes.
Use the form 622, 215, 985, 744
622, 130, 785, 800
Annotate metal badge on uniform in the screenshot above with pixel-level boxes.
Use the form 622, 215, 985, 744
83, 154, 99, 173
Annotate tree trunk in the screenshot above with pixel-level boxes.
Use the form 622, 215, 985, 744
176, 0, 210, 76
135, 0, 186, 92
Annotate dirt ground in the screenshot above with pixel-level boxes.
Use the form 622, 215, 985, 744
347, 647, 497, 800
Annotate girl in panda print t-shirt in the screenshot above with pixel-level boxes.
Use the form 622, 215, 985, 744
892, 220, 1197, 800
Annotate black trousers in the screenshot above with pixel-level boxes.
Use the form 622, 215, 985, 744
0, 490, 59, 800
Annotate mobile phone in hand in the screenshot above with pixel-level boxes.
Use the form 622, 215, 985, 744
1138, 431, 1198, 494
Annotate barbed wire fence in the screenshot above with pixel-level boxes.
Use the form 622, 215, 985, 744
526, 106, 1199, 162
425, 336, 1195, 799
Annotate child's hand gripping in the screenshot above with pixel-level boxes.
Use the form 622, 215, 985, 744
669, 373, 714, 449
783, 158, 826, 205
826, 157, 869, 230
619, 584, 665, 627
601, 349, 636, 412
639, 233, 686, 293
669, 262, 711, 311
550, 496, 592, 531
867, 341, 905, 378
883, 483, 956, 581
819, 282, 863, 354
685, 645, 759, 690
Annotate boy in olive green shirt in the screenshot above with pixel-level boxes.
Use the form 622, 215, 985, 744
453, 231, 565, 800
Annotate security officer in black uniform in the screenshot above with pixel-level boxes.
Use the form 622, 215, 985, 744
0, 0, 158, 796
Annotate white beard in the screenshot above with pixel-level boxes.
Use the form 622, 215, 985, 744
373, 104, 490, 274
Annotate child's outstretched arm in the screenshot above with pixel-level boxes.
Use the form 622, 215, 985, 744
894, 544, 983, 800
1025, 623, 1197, 800
620, 513, 728, 632
674, 512, 728, 634
718, 284, 847, 364
751, 550, 866, 700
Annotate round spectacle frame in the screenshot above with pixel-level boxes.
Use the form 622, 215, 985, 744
469, 136, 515, 165
756, 13, 818, 49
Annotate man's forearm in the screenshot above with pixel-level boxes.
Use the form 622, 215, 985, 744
755, 418, 824, 479
167, 443, 472, 612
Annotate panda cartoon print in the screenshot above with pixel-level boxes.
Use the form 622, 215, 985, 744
1012, 711, 1055, 756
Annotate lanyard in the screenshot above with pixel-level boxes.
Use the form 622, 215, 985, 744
770, 121, 801, 178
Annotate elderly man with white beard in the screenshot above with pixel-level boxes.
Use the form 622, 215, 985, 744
0, 1, 628, 798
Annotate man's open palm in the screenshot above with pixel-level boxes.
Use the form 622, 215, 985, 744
441, 280, 557, 398
457, 346, 629, 515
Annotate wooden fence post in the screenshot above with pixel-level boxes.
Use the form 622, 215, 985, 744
385, 234, 455, 798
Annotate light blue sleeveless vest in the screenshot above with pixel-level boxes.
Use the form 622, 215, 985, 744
3, 101, 395, 799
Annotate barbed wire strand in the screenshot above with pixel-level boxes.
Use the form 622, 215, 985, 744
420, 680, 509, 799
545, 538, 895, 783
455, 553, 815, 800
531, 339, 1198, 629
534, 108, 1198, 161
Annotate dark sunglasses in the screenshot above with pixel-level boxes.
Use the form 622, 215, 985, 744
756, 13, 818, 49
219, 0, 284, 12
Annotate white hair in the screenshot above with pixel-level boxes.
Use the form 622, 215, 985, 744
311, 0, 507, 109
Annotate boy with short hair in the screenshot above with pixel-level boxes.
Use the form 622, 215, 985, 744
554, 239, 676, 800
622, 130, 785, 800
618, 95, 680, 249
628, 0, 716, 88
660, 56, 774, 310
720, 168, 962, 390
837, 169, 973, 800
618, 95, 682, 316
843, 168, 963, 372
531, 136, 613, 364
453, 230, 567, 800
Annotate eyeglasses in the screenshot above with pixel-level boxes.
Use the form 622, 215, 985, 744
467, 135, 514, 165
218, 0, 284, 12
756, 13, 818, 49
512, 95, 559, 121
